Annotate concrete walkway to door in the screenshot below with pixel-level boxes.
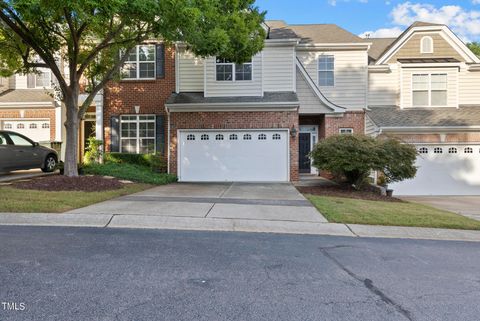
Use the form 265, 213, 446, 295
68, 182, 328, 224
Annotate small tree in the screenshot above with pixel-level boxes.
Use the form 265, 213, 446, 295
0, 0, 266, 176
310, 135, 417, 189
467, 42, 480, 57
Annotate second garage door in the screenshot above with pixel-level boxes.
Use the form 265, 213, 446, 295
178, 130, 289, 182
390, 145, 480, 196
3, 120, 51, 142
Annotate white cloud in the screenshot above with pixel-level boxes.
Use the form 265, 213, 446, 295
328, 0, 368, 6
359, 2, 480, 42
473, 0, 480, 4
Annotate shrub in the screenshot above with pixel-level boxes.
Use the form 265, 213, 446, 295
83, 137, 103, 165
83, 163, 177, 185
310, 135, 417, 189
104, 152, 167, 173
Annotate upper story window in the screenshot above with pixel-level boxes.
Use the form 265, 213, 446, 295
215, 58, 252, 81
318, 55, 334, 87
27, 70, 52, 88
412, 73, 447, 107
421, 36, 434, 54
122, 45, 155, 80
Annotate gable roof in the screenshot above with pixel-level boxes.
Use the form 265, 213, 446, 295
266, 20, 364, 44
372, 21, 480, 65
0, 89, 54, 104
366, 38, 396, 63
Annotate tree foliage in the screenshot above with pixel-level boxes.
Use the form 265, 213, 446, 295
467, 42, 480, 57
310, 135, 417, 189
0, 0, 266, 176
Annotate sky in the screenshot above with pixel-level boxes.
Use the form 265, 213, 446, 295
255, 0, 480, 42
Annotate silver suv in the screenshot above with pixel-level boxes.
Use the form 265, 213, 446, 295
0, 131, 58, 173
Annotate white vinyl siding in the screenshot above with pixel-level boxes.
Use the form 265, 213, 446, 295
177, 48, 204, 92
401, 68, 458, 108
368, 67, 400, 107
365, 115, 379, 136
204, 54, 262, 97
296, 50, 368, 109
263, 44, 295, 92
296, 69, 332, 114
459, 69, 480, 105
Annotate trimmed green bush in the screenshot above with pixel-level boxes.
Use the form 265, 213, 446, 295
83, 163, 177, 185
104, 152, 167, 173
310, 135, 417, 189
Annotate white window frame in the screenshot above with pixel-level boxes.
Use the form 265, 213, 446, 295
317, 55, 335, 87
121, 45, 156, 80
119, 115, 156, 154
421, 36, 434, 54
339, 128, 353, 135
27, 69, 52, 89
215, 57, 253, 82
412, 73, 448, 107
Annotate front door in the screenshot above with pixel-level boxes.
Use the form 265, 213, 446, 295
299, 132, 311, 173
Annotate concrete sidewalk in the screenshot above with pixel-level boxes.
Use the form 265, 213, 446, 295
2, 212, 480, 242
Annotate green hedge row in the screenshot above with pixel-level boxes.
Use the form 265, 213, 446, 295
104, 153, 167, 173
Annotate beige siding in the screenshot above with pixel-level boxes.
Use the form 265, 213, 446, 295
296, 69, 332, 114
368, 67, 399, 107
296, 49, 368, 109
459, 69, 480, 105
13, 74, 27, 89
263, 45, 295, 92
205, 54, 262, 97
400, 68, 458, 108
388, 32, 465, 63
177, 48, 204, 92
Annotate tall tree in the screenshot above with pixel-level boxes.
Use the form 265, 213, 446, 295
0, 0, 266, 176
467, 42, 480, 57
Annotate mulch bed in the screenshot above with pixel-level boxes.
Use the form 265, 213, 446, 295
297, 185, 404, 202
12, 175, 124, 192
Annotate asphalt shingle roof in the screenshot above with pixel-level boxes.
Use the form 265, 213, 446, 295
266, 20, 364, 44
166, 92, 298, 105
367, 106, 480, 128
0, 89, 54, 103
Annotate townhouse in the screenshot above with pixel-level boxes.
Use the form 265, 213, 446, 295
100, 21, 480, 195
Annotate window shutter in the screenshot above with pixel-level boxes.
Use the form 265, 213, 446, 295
110, 116, 120, 152
155, 44, 165, 79
155, 115, 165, 154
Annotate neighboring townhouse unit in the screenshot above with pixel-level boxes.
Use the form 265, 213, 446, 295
365, 22, 480, 195
0, 71, 61, 145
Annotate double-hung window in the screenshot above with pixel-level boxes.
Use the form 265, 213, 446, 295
27, 70, 52, 88
122, 45, 156, 80
215, 58, 252, 81
412, 73, 447, 107
318, 55, 334, 87
120, 115, 156, 154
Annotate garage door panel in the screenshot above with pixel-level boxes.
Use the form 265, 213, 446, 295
179, 130, 289, 182
391, 145, 480, 196
3, 120, 50, 142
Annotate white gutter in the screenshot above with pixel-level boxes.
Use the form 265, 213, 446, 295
0, 102, 53, 108
381, 125, 480, 133
165, 102, 299, 113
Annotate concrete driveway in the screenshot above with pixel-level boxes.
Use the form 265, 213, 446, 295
68, 182, 326, 223
402, 196, 480, 221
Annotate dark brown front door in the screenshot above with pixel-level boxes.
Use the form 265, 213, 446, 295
299, 132, 311, 173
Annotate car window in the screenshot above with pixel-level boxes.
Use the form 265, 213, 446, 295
0, 133, 8, 145
8, 133, 33, 146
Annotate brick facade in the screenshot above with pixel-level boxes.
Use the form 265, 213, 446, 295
0, 108, 56, 141
103, 46, 176, 152
323, 111, 365, 138
169, 111, 299, 181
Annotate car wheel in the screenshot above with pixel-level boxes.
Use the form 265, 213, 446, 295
42, 155, 57, 173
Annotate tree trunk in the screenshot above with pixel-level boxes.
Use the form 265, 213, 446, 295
63, 91, 80, 177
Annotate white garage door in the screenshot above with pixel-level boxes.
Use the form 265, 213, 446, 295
391, 145, 480, 196
178, 130, 289, 182
3, 120, 51, 142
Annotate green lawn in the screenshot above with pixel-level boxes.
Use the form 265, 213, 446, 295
83, 163, 177, 185
0, 184, 150, 213
307, 195, 480, 230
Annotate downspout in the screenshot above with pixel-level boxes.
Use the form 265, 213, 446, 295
166, 106, 171, 174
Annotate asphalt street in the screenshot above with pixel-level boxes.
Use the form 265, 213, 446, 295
0, 226, 479, 321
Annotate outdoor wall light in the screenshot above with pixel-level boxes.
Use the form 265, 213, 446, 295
290, 126, 297, 138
